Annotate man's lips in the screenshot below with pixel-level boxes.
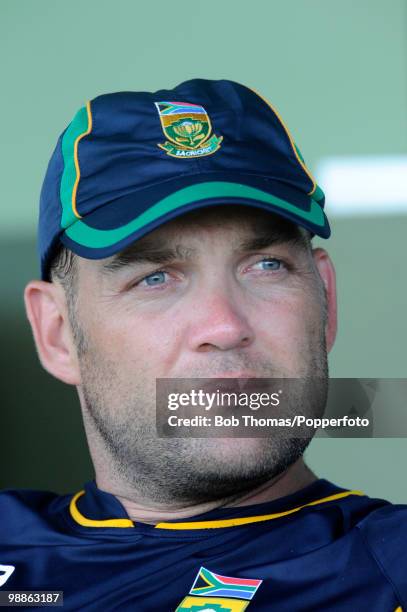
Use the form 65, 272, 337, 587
192, 376, 274, 395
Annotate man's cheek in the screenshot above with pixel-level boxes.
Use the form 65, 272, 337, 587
256, 301, 315, 362
96, 322, 176, 376
256, 299, 305, 336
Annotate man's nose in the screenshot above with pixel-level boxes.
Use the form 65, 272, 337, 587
187, 288, 254, 353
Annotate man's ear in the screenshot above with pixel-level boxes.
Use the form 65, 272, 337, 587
311, 248, 338, 353
24, 280, 81, 385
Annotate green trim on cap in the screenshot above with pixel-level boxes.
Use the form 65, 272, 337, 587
64, 181, 326, 249
60, 105, 89, 229
312, 184, 325, 204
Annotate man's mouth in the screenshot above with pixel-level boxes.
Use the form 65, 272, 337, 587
195, 376, 275, 395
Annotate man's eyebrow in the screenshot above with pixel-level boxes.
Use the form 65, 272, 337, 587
100, 225, 310, 275
100, 243, 196, 275
239, 227, 310, 252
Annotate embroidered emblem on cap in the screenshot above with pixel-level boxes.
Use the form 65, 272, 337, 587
155, 101, 223, 158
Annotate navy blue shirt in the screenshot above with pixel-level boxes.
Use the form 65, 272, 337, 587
0, 478, 406, 611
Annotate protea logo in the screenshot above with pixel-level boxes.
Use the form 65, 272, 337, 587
155, 101, 223, 158
172, 119, 207, 147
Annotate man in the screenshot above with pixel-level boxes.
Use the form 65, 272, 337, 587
1, 79, 406, 611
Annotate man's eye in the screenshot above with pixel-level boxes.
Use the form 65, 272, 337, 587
139, 271, 168, 286
252, 258, 284, 271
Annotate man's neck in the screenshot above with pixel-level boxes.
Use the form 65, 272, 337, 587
96, 459, 318, 525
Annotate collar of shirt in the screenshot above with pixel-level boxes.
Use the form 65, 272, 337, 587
64, 478, 367, 536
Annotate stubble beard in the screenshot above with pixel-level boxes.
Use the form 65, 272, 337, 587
78, 326, 329, 505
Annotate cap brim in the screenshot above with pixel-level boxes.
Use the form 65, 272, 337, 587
60, 172, 330, 261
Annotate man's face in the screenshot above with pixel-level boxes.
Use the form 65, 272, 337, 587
71, 206, 331, 503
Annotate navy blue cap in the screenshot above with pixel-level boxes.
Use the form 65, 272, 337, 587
39, 78, 330, 281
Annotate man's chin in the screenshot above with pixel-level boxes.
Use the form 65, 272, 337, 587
198, 436, 272, 459
166, 436, 308, 485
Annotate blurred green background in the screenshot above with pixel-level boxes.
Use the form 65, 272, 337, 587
1, 0, 406, 500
